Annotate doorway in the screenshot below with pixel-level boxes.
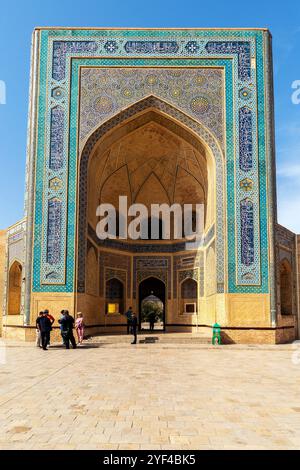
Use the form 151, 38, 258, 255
138, 277, 166, 331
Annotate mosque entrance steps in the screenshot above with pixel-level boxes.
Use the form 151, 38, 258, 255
87, 332, 212, 345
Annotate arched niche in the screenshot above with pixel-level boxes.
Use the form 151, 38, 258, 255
7, 260, 22, 315
180, 278, 198, 314
105, 277, 125, 314
280, 259, 293, 315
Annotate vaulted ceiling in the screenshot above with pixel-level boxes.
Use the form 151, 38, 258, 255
88, 111, 209, 228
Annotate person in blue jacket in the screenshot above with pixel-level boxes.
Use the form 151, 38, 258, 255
124, 306, 133, 334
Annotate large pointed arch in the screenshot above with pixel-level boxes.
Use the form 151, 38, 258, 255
77, 96, 225, 293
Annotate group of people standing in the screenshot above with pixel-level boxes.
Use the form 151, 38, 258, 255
36, 310, 85, 350
36, 307, 142, 350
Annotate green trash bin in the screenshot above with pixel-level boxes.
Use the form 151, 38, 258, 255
212, 323, 221, 345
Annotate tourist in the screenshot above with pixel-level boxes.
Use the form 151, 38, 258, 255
37, 312, 52, 351
58, 310, 77, 349
59, 310, 65, 345
149, 310, 156, 332
75, 312, 85, 345
130, 310, 138, 345
124, 306, 133, 334
35, 311, 44, 348
43, 309, 55, 347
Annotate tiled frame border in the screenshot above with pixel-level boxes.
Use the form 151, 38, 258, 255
30, 28, 271, 296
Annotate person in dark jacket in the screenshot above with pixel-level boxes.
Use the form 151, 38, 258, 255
149, 310, 156, 332
124, 307, 133, 334
43, 309, 55, 347
130, 311, 138, 345
35, 311, 44, 348
44, 309, 55, 325
59, 310, 65, 345
36, 312, 52, 350
58, 310, 77, 349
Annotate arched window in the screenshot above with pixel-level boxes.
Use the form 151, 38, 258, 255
181, 278, 197, 299
8, 261, 22, 315
106, 278, 124, 314
280, 259, 293, 315
86, 247, 98, 296
181, 278, 197, 314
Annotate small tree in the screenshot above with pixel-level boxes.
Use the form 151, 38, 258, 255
141, 300, 163, 323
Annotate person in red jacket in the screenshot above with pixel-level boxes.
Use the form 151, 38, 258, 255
43, 309, 55, 347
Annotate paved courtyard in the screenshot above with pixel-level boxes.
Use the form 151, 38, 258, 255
0, 336, 300, 450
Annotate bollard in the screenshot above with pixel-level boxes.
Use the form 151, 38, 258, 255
212, 322, 221, 345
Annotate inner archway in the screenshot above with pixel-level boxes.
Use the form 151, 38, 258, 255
76, 96, 225, 332
139, 277, 166, 331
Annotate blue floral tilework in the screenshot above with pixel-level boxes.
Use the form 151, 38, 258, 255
30, 28, 271, 295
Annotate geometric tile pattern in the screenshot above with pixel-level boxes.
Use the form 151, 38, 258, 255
240, 178, 253, 192
79, 67, 224, 146
52, 41, 98, 81
104, 40, 118, 53
205, 41, 251, 80
178, 268, 199, 283
239, 87, 252, 100
185, 41, 200, 53
49, 177, 63, 191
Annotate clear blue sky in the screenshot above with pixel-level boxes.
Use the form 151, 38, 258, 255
0, 0, 299, 231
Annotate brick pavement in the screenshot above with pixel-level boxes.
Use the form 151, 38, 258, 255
0, 337, 299, 449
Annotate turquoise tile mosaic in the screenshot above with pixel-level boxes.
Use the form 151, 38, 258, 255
30, 28, 272, 295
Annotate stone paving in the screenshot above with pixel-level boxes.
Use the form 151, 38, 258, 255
0, 336, 300, 450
